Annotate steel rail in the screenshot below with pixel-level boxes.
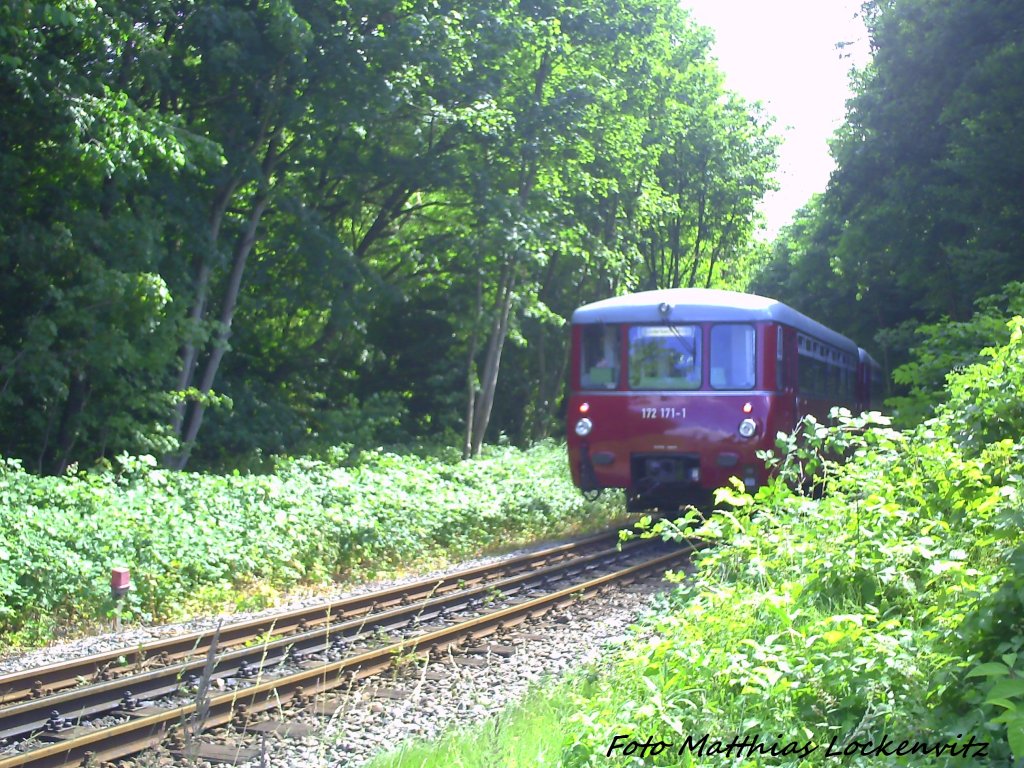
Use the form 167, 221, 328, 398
0, 528, 626, 706
0, 545, 691, 768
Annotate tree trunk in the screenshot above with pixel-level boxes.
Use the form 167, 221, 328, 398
469, 262, 516, 456
168, 187, 271, 469
166, 108, 283, 469
463, 50, 550, 457
686, 189, 707, 288
44, 370, 90, 475
704, 216, 738, 288
462, 276, 483, 459
170, 176, 240, 438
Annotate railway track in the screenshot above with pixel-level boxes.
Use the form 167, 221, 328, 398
0, 529, 626, 708
0, 530, 695, 768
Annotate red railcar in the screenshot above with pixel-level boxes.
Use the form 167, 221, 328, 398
566, 288, 879, 511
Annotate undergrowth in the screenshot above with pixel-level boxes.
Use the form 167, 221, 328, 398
0, 440, 619, 648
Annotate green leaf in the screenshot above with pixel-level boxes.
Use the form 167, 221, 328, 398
967, 662, 1011, 678
987, 679, 1024, 701
1009, 718, 1024, 759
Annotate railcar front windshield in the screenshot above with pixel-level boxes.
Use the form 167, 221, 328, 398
579, 325, 620, 389
628, 325, 701, 390
710, 324, 756, 389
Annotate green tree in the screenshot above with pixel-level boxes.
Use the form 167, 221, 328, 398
756, 0, 1024, 388
0, 1, 197, 473
0, 0, 781, 469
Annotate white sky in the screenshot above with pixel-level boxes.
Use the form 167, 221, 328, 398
681, 0, 871, 238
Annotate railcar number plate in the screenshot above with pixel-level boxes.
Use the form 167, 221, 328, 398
640, 407, 686, 419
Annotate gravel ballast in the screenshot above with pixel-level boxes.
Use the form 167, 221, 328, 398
224, 583, 666, 768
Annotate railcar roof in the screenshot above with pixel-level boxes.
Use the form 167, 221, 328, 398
572, 288, 858, 352
859, 347, 881, 367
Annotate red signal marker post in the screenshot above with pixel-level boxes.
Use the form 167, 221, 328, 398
110, 567, 131, 631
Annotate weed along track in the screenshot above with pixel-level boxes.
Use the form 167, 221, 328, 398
0, 531, 696, 768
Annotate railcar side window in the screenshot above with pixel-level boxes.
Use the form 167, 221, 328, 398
580, 325, 620, 389
797, 333, 857, 400
628, 325, 701, 390
710, 324, 756, 390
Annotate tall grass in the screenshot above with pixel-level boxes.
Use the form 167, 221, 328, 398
366, 684, 580, 768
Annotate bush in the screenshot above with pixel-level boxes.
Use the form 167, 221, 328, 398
0, 441, 618, 647
884, 282, 1024, 426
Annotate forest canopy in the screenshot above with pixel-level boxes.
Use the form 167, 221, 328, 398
3, 0, 1021, 473
0, 0, 777, 473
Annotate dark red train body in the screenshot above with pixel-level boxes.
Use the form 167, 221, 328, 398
566, 289, 882, 511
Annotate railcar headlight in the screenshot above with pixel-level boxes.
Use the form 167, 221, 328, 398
738, 418, 758, 439
575, 418, 593, 437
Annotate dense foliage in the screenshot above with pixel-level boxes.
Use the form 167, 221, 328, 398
5, 0, 1019, 468
884, 282, 1024, 425
752, 0, 1024, 388
0, 0, 776, 473
0, 441, 618, 647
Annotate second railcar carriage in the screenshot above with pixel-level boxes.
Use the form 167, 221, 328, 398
566, 288, 876, 511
